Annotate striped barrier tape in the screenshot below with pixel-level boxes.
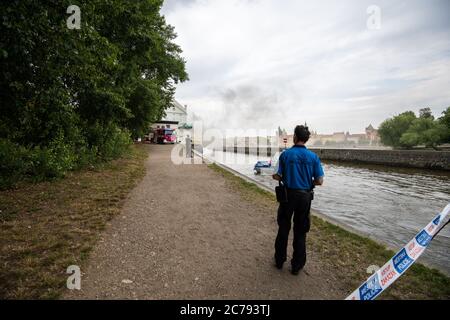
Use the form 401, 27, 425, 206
346, 203, 450, 300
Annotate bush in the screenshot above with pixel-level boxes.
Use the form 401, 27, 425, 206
85, 122, 131, 161
0, 126, 131, 188
0, 139, 28, 189
27, 137, 77, 180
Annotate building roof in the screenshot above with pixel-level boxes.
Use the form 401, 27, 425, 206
154, 120, 179, 125
178, 123, 193, 129
172, 100, 187, 115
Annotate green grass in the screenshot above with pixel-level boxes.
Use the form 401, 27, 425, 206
207, 164, 276, 204
208, 163, 450, 300
0, 144, 149, 299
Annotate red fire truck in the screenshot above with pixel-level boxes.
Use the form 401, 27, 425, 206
153, 128, 176, 144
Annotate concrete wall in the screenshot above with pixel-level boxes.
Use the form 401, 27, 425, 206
217, 145, 450, 170
309, 148, 450, 171
223, 146, 279, 157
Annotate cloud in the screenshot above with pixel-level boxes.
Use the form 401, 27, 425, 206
162, 0, 197, 13
163, 0, 450, 134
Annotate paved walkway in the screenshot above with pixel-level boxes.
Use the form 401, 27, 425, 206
65, 145, 343, 299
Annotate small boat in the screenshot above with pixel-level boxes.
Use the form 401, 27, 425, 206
254, 160, 272, 175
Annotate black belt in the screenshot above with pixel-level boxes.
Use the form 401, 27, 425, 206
287, 188, 311, 193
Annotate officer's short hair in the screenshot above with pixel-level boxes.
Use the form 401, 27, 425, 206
294, 125, 310, 143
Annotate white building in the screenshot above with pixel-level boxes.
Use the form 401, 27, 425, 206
151, 100, 187, 130
165, 100, 188, 125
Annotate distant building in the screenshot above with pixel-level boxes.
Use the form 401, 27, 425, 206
152, 100, 187, 129
306, 124, 380, 147
365, 124, 380, 145
150, 100, 192, 143
221, 124, 381, 150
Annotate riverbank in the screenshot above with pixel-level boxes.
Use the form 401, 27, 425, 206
63, 145, 448, 300
2, 144, 448, 299
309, 148, 450, 171
203, 149, 450, 274
64, 145, 344, 300
0, 144, 149, 299
209, 163, 450, 299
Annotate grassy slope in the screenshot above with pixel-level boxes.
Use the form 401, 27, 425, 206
208, 163, 450, 300
0, 144, 148, 299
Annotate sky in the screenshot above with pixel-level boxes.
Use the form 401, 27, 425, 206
162, 0, 450, 135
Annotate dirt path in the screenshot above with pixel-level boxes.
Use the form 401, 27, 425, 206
65, 145, 344, 300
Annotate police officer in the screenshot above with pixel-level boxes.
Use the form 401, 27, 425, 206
272, 125, 324, 275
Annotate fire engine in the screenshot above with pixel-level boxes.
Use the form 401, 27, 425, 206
154, 128, 176, 144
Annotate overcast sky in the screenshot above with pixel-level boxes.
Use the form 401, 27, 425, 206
162, 0, 450, 134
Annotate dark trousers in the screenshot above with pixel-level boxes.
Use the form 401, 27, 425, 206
274, 189, 312, 270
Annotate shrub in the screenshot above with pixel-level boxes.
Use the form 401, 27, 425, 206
0, 124, 132, 189
27, 134, 77, 180
0, 139, 28, 189
85, 122, 131, 161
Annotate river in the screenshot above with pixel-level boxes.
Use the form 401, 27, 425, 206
203, 149, 450, 275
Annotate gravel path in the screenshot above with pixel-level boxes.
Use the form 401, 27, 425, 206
65, 145, 344, 300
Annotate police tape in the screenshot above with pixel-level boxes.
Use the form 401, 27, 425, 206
345, 203, 450, 300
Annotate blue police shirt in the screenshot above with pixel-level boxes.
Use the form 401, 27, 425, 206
277, 145, 324, 190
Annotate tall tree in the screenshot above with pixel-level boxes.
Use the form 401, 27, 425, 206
378, 111, 416, 148
438, 107, 450, 144
0, 0, 188, 186
379, 109, 449, 149
419, 107, 433, 119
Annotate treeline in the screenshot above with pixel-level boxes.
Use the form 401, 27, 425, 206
0, 1, 188, 188
378, 107, 450, 149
